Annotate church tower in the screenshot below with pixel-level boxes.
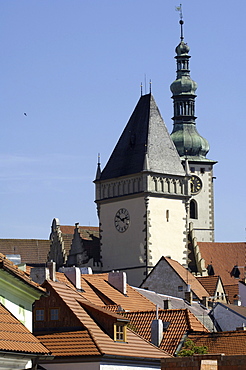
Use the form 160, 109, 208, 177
95, 94, 190, 286
170, 17, 216, 242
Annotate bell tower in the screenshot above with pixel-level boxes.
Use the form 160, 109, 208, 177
95, 93, 190, 286
170, 14, 217, 242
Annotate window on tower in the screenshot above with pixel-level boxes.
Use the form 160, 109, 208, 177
190, 200, 198, 219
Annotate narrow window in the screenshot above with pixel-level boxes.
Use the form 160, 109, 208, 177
178, 286, 183, 292
35, 309, 44, 321
190, 167, 195, 173
190, 199, 198, 219
166, 210, 169, 222
50, 308, 59, 321
200, 168, 205, 174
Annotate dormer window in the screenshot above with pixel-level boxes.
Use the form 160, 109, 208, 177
114, 322, 127, 342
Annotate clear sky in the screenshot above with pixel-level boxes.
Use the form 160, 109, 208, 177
0, 0, 245, 242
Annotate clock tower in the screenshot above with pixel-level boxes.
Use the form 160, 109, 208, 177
95, 94, 190, 286
170, 18, 217, 242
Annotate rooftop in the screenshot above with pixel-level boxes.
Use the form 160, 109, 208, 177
0, 303, 49, 355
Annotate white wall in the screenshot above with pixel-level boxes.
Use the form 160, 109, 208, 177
41, 362, 160, 370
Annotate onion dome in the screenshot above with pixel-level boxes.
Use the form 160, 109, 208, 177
170, 19, 210, 160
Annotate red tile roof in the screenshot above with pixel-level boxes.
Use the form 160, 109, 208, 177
196, 276, 220, 297
122, 309, 208, 355
224, 284, 239, 304
0, 304, 49, 355
81, 273, 156, 311
37, 280, 170, 359
0, 239, 50, 264
36, 330, 101, 357
188, 330, 246, 355
198, 242, 246, 285
55, 272, 156, 311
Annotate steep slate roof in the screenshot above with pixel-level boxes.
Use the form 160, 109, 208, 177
197, 242, 246, 285
0, 239, 50, 265
0, 303, 49, 355
0, 253, 45, 293
187, 330, 246, 355
100, 93, 185, 181
196, 275, 222, 297
122, 308, 208, 356
37, 280, 170, 359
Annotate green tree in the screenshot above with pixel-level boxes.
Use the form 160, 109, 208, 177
178, 338, 208, 357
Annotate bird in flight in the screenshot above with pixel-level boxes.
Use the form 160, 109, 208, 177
24, 113, 27, 116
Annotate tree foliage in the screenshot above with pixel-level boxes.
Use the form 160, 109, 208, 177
178, 338, 208, 357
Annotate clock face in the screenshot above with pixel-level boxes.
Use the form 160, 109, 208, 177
114, 208, 130, 233
190, 175, 202, 194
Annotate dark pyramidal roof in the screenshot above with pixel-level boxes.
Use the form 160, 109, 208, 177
99, 94, 185, 181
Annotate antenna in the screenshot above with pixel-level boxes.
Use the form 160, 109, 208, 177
175, 4, 184, 41
140, 82, 143, 96
144, 74, 147, 94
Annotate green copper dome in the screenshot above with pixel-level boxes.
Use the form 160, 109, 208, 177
171, 124, 209, 158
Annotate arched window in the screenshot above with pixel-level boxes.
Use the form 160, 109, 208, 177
190, 199, 198, 219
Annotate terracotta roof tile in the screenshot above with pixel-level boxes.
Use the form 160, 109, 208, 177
196, 276, 220, 297
0, 253, 45, 293
38, 280, 170, 359
37, 330, 101, 357
122, 309, 208, 355
197, 242, 246, 285
188, 330, 246, 355
59, 225, 75, 234
81, 273, 156, 311
0, 239, 50, 264
165, 258, 209, 300
0, 304, 49, 354
224, 284, 239, 304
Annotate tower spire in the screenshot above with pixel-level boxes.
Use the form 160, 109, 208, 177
170, 10, 209, 160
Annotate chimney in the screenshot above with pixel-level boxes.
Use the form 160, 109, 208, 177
163, 299, 172, 309
201, 296, 209, 308
108, 271, 127, 295
47, 261, 56, 281
185, 285, 193, 304
59, 266, 81, 290
30, 266, 50, 285
151, 319, 163, 347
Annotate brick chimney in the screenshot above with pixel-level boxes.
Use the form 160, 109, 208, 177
59, 266, 81, 290
108, 271, 127, 295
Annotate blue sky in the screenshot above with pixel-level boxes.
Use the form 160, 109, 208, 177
0, 0, 245, 241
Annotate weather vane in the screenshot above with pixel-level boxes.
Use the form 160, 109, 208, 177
175, 4, 183, 20
175, 4, 184, 41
